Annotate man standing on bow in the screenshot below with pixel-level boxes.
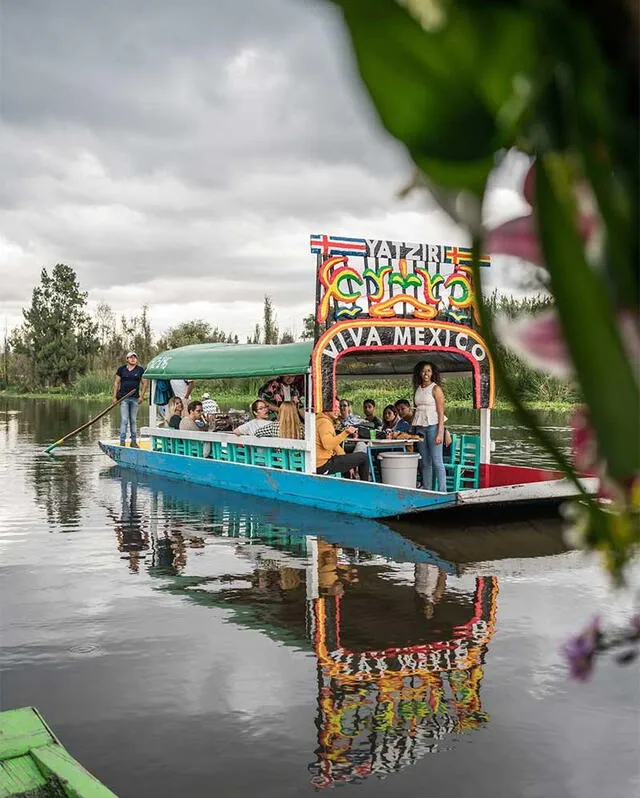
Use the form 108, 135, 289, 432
113, 352, 147, 448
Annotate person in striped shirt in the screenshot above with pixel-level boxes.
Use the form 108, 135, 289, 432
255, 401, 304, 439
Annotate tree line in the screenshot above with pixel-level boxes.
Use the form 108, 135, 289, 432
3, 264, 314, 391
2, 264, 573, 404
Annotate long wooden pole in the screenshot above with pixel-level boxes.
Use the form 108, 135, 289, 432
43, 389, 136, 455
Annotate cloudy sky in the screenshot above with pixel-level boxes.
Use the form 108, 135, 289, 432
1, 0, 531, 341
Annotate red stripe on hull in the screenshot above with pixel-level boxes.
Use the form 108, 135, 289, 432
481, 462, 564, 488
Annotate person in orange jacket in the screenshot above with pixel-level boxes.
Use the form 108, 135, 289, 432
315, 402, 370, 481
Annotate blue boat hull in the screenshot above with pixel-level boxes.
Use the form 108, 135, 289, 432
99, 442, 457, 518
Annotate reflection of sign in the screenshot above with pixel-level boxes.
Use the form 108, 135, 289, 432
314, 577, 497, 678
309, 577, 498, 788
323, 626, 489, 680
312, 234, 491, 328
312, 320, 494, 411
310, 666, 488, 789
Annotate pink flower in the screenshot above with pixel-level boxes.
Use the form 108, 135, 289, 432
494, 309, 572, 377
485, 210, 600, 266
485, 164, 600, 267
487, 162, 639, 381
485, 215, 543, 266
571, 407, 598, 476
495, 308, 640, 381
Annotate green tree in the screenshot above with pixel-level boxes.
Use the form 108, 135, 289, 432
262, 295, 279, 344
279, 330, 295, 344
157, 320, 235, 351
301, 313, 316, 340
91, 302, 125, 373
127, 305, 153, 364
95, 302, 117, 349
12, 264, 98, 388
247, 323, 261, 345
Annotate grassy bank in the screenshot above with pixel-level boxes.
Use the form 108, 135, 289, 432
0, 386, 578, 413
1, 368, 579, 412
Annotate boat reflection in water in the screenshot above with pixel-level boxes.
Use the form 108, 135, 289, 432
310, 539, 496, 787
104, 479, 150, 572
102, 467, 507, 788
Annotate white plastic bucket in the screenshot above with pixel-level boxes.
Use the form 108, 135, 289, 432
377, 452, 421, 489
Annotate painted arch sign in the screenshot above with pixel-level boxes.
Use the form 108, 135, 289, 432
312, 320, 494, 411
309, 233, 495, 411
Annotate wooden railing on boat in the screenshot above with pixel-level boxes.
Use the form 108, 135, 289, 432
139, 426, 313, 474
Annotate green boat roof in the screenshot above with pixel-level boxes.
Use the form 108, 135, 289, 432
144, 341, 313, 380
143, 339, 478, 382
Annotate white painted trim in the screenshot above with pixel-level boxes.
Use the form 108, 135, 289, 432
304, 368, 316, 473
305, 411, 317, 473
306, 536, 319, 601
479, 407, 491, 464
139, 425, 312, 452
149, 380, 158, 428
457, 476, 598, 504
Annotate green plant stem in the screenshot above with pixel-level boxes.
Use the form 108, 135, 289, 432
470, 236, 593, 502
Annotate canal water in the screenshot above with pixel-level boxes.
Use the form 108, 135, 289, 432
1, 398, 638, 797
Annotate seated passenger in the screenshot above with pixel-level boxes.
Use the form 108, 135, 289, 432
234, 399, 271, 436
170, 379, 195, 403
316, 404, 370, 481
255, 401, 304, 439
394, 398, 415, 430
179, 400, 206, 431
259, 375, 302, 418
381, 404, 411, 436
394, 398, 451, 445
201, 392, 220, 418
337, 398, 366, 428
362, 398, 382, 429
167, 396, 185, 430
179, 400, 211, 457
336, 398, 369, 453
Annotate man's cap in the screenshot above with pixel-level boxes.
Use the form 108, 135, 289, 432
202, 393, 210, 399
126, 351, 138, 358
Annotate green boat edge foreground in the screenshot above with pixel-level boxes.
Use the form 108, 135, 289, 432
0, 707, 117, 798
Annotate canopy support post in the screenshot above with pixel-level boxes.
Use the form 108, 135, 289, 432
149, 380, 158, 428
305, 370, 316, 474
479, 408, 491, 464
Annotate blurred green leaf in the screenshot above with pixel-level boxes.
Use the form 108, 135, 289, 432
331, 0, 537, 192
468, 241, 593, 501
537, 8, 639, 304
536, 156, 639, 481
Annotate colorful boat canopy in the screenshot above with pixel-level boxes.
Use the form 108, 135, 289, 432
144, 342, 314, 380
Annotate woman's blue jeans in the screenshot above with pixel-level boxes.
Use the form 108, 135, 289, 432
415, 424, 447, 491
119, 397, 139, 444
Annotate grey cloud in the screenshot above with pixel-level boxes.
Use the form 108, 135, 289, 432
0, 0, 526, 340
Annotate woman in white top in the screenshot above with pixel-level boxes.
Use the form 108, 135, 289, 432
411, 360, 447, 491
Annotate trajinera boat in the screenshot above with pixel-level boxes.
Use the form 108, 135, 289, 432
0, 707, 116, 797
99, 233, 597, 518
